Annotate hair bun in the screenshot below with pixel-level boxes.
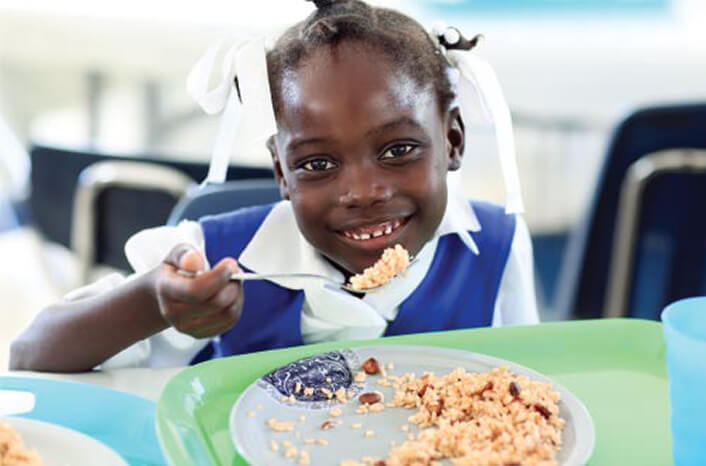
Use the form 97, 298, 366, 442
308, 0, 336, 8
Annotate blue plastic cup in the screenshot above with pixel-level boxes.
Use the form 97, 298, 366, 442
662, 297, 706, 465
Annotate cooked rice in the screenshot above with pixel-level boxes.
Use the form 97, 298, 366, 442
266, 418, 295, 432
0, 423, 43, 466
349, 245, 410, 290
385, 367, 565, 466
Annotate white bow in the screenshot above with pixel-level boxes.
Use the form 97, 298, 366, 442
446, 49, 525, 215
186, 37, 278, 184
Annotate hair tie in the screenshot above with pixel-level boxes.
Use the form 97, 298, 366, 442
431, 23, 524, 214
433, 24, 483, 52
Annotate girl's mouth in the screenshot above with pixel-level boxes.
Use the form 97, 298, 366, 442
336, 216, 411, 249
341, 218, 404, 240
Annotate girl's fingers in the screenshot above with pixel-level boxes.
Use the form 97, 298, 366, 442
212, 257, 242, 276
185, 281, 242, 324
174, 305, 240, 337
205, 281, 241, 311
180, 249, 205, 273
163, 243, 201, 270
158, 252, 243, 333
172, 280, 241, 323
159, 258, 237, 303
187, 312, 240, 339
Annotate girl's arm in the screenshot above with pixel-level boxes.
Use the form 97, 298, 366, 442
10, 245, 243, 373
9, 270, 166, 372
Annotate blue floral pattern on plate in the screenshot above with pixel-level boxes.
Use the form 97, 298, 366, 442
257, 349, 363, 408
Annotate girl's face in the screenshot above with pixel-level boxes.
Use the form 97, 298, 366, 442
271, 42, 464, 275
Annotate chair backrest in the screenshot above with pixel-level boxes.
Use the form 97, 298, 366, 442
72, 161, 196, 283
29, 145, 273, 250
604, 149, 706, 320
167, 179, 281, 225
556, 103, 706, 319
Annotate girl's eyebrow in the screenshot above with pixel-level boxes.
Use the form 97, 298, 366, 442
287, 117, 425, 153
287, 136, 335, 152
365, 116, 426, 138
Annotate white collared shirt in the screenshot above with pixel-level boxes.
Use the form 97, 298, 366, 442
67, 189, 538, 369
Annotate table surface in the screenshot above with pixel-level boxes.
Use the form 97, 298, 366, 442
1, 367, 180, 402
155, 318, 671, 466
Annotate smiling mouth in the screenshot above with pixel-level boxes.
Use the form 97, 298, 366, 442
338, 217, 409, 241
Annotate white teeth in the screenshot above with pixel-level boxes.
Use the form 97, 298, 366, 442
343, 219, 405, 241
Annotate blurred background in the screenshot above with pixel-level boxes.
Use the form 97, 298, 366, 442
1, 0, 705, 367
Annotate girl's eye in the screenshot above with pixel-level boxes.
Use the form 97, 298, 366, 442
301, 159, 337, 171
380, 144, 416, 160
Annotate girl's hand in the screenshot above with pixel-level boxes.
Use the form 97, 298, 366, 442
154, 243, 244, 338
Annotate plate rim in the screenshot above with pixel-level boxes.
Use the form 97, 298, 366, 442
230, 344, 595, 465
0, 376, 163, 466
2, 416, 128, 466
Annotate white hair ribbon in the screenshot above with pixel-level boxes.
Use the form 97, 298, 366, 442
186, 28, 521, 219
186, 37, 278, 184
442, 37, 525, 215
445, 172, 482, 254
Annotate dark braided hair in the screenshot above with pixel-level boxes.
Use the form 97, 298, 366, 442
267, 0, 475, 118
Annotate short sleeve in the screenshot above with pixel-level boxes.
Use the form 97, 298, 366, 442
125, 220, 208, 273
61, 221, 212, 368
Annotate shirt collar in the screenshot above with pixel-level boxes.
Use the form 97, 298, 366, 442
238, 182, 481, 288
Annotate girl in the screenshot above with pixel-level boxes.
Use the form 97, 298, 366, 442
10, 0, 537, 372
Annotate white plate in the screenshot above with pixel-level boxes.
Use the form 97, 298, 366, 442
230, 345, 595, 465
1, 417, 127, 466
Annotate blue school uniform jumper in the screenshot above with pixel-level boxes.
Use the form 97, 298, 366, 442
192, 201, 516, 363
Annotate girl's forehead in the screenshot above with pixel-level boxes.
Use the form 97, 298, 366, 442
276, 43, 437, 136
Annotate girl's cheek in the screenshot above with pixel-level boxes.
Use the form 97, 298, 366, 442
287, 183, 315, 205
289, 191, 322, 220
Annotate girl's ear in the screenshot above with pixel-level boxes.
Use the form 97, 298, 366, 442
446, 107, 465, 171
267, 136, 290, 200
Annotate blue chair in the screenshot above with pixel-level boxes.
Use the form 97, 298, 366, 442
603, 149, 706, 320
556, 103, 706, 320
29, 145, 273, 251
167, 178, 281, 225
29, 145, 274, 275
71, 160, 196, 283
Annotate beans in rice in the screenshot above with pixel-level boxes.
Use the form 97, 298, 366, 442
384, 367, 565, 466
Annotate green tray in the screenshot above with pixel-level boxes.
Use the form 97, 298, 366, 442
156, 318, 671, 465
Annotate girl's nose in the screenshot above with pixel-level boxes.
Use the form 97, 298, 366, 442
338, 165, 393, 208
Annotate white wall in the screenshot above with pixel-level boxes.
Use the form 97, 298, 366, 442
1, 0, 705, 229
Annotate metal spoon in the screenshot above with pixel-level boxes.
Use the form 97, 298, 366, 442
176, 257, 416, 293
